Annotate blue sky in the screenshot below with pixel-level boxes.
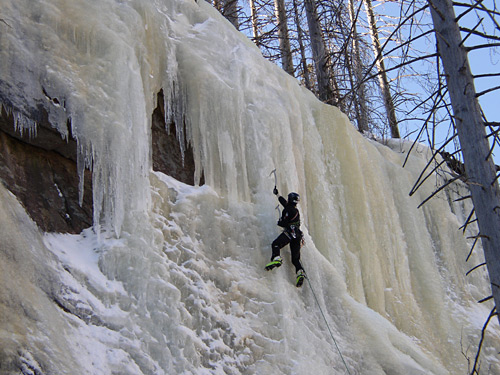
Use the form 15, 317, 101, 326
378, 0, 500, 164
237, 0, 499, 163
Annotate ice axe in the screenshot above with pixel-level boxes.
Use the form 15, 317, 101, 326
269, 168, 277, 190
269, 168, 281, 218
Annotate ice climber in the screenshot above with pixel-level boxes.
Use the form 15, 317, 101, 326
265, 187, 306, 287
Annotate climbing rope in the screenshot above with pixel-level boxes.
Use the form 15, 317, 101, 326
305, 274, 352, 375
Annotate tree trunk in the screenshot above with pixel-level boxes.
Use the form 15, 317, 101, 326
429, 0, 500, 322
348, 0, 369, 133
362, 0, 399, 138
292, 0, 311, 89
274, 0, 294, 75
216, 0, 239, 29
249, 0, 260, 46
304, 0, 335, 105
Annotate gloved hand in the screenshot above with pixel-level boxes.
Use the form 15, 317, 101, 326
273, 187, 279, 195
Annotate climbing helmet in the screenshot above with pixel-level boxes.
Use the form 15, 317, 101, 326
288, 192, 300, 204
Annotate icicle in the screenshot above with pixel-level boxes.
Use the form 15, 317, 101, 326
9, 109, 38, 139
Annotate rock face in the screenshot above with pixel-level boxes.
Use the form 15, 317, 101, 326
0, 106, 93, 233
152, 90, 203, 186
0, 91, 200, 234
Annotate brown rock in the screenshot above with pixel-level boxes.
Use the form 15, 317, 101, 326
152, 90, 203, 186
0, 106, 93, 233
0, 90, 202, 233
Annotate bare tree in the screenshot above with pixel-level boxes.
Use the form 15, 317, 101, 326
274, 0, 294, 74
239, 0, 284, 63
214, 0, 240, 29
249, 0, 261, 45
348, 0, 369, 133
362, 0, 400, 138
304, 0, 336, 104
429, 0, 500, 325
292, 0, 312, 89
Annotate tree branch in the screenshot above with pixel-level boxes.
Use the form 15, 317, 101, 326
466, 42, 500, 51
409, 142, 461, 197
466, 236, 479, 262
470, 307, 497, 375
474, 72, 500, 79
362, 53, 439, 89
454, 1, 500, 18
460, 27, 500, 42
454, 0, 485, 23
476, 85, 500, 98
459, 207, 476, 234
478, 295, 493, 303
417, 174, 463, 209
466, 262, 487, 276
357, 3, 430, 87
459, 18, 485, 47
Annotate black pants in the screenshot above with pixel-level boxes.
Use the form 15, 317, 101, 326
271, 231, 303, 273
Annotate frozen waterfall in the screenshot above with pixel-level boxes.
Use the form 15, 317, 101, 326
1, 0, 499, 374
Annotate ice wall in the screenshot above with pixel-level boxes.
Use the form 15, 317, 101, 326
1, 0, 499, 374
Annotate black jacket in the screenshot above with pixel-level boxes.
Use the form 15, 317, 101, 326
277, 196, 300, 228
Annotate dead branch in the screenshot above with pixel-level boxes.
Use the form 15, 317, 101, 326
459, 18, 485, 47
478, 295, 493, 303
466, 262, 487, 276
402, 87, 451, 169
454, 0, 486, 22
459, 207, 476, 234
475, 73, 500, 79
455, 194, 472, 202
362, 53, 439, 84
454, 1, 500, 18
466, 236, 479, 262
466, 42, 500, 51
476, 85, 500, 98
357, 3, 430, 87
460, 27, 500, 42
417, 174, 463, 209
470, 307, 497, 375
408, 134, 458, 196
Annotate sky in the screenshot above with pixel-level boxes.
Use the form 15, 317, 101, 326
356, 0, 500, 164
387, 0, 499, 164
238, 0, 500, 164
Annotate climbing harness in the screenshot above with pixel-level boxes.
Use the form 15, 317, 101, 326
304, 273, 352, 375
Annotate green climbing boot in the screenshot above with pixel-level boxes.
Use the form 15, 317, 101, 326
296, 269, 306, 287
265, 256, 282, 271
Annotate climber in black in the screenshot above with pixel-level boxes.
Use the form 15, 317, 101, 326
265, 187, 306, 287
